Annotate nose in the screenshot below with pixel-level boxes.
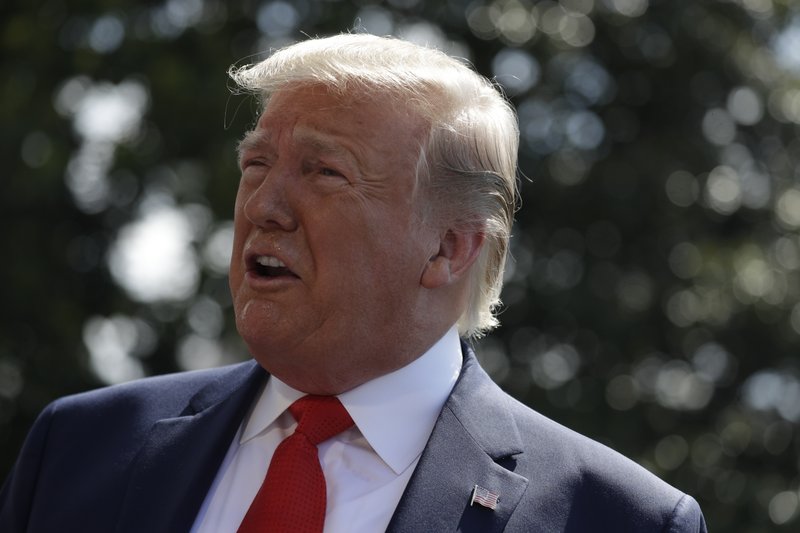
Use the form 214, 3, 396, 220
241, 165, 298, 232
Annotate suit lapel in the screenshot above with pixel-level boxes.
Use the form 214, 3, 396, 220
386, 344, 529, 533
115, 361, 266, 533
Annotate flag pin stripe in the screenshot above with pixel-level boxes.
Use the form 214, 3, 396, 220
470, 484, 499, 510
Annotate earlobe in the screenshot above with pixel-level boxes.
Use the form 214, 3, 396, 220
420, 230, 484, 289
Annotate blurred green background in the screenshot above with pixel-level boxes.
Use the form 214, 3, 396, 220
2, 0, 800, 530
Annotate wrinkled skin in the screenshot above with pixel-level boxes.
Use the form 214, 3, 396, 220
229, 85, 467, 394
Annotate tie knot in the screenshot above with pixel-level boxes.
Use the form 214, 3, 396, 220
289, 395, 354, 445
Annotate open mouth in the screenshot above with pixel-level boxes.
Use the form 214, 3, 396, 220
251, 255, 297, 278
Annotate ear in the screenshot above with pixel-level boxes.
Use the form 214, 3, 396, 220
421, 230, 485, 289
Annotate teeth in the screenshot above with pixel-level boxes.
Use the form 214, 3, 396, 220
255, 255, 286, 268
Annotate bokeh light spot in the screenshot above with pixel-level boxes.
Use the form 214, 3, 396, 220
83, 315, 156, 384
467, 5, 498, 40
0, 360, 24, 401
496, 2, 536, 44
530, 343, 582, 389
654, 434, 689, 470
256, 1, 299, 37
733, 249, 774, 300
655, 360, 713, 411
775, 188, 800, 229
606, 0, 648, 18
354, 5, 395, 35
492, 48, 540, 94
549, 149, 590, 185
108, 203, 200, 303
772, 237, 800, 270
742, 370, 800, 422
88, 14, 125, 54
702, 108, 736, 146
727, 86, 764, 125
705, 165, 742, 215
560, 12, 595, 47
202, 221, 234, 276
692, 342, 733, 384
177, 334, 225, 371
664, 170, 699, 207
772, 15, 800, 73
669, 242, 702, 279
562, 0, 595, 15
565, 58, 614, 105
769, 491, 799, 525
187, 296, 224, 338
566, 110, 605, 149
73, 80, 147, 142
519, 97, 563, 155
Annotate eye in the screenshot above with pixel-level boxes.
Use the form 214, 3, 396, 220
301, 159, 351, 184
320, 167, 344, 178
242, 158, 266, 170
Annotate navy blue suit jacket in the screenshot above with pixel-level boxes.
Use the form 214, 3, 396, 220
0, 345, 707, 532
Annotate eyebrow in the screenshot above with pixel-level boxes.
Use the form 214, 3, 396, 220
295, 130, 360, 166
236, 128, 362, 171
236, 130, 269, 168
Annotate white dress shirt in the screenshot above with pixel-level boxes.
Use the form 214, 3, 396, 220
191, 327, 463, 533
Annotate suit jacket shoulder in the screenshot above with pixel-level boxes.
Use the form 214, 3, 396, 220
0, 361, 266, 533
387, 343, 707, 533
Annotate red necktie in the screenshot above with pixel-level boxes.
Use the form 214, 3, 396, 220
237, 396, 354, 533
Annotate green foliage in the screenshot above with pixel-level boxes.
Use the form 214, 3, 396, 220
2, 0, 799, 530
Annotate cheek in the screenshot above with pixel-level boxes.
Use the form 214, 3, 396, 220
309, 201, 429, 291
229, 223, 251, 294
334, 231, 425, 294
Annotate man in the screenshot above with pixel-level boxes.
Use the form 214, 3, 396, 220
0, 34, 707, 532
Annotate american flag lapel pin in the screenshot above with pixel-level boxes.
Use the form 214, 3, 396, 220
470, 484, 499, 510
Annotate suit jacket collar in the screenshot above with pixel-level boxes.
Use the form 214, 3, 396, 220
112, 342, 526, 532
115, 360, 266, 533
386, 342, 529, 533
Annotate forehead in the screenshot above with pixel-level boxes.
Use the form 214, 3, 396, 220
249, 85, 427, 164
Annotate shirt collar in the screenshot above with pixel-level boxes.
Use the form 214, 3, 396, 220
240, 327, 463, 475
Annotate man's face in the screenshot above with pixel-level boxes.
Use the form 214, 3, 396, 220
229, 85, 441, 394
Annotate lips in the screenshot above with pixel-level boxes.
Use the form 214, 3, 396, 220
247, 254, 299, 280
